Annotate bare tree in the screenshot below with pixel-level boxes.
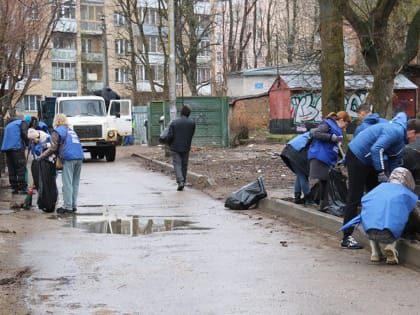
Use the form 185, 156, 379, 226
337, 0, 420, 118
0, 0, 61, 117
319, 0, 345, 114
115, 0, 169, 103
175, 0, 215, 96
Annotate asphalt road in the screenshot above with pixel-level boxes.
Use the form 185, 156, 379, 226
15, 155, 420, 315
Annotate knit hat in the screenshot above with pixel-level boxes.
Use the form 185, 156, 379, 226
27, 128, 40, 140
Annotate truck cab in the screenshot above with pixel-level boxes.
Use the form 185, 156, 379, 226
55, 96, 131, 162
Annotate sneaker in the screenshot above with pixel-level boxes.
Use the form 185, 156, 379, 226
341, 236, 363, 249
384, 245, 399, 265
56, 207, 74, 215
177, 182, 185, 191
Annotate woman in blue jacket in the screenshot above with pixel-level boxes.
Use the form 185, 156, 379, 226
40, 114, 84, 214
341, 167, 418, 264
308, 111, 351, 212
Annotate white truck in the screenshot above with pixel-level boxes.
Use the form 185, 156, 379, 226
55, 96, 132, 162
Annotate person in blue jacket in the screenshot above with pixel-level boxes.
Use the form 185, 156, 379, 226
40, 114, 84, 214
341, 167, 418, 264
281, 132, 312, 204
1, 115, 30, 194
308, 111, 351, 212
353, 104, 388, 137
27, 128, 50, 159
341, 112, 408, 249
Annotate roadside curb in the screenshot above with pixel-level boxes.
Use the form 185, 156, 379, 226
132, 153, 213, 189
133, 152, 420, 269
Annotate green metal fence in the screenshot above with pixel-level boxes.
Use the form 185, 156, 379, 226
147, 97, 229, 147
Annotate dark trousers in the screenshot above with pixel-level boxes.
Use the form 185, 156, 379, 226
342, 149, 378, 238
5, 149, 27, 191
171, 151, 189, 184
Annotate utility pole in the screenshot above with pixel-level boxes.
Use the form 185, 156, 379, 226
100, 14, 109, 88
168, 0, 176, 121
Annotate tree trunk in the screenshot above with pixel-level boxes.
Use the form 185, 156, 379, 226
319, 0, 344, 115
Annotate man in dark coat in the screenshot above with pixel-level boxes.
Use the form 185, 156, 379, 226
1, 115, 30, 194
94, 86, 120, 110
166, 105, 196, 191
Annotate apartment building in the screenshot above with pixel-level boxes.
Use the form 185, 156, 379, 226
17, 0, 212, 113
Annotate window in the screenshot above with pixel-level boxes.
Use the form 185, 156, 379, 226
198, 39, 210, 57
81, 5, 102, 21
81, 38, 92, 53
29, 35, 40, 50
61, 1, 76, 19
52, 92, 77, 97
137, 64, 164, 82
30, 4, 39, 20
17, 95, 41, 111
23, 64, 41, 79
143, 36, 161, 53
115, 68, 129, 83
115, 39, 129, 55
197, 66, 210, 84
52, 62, 76, 80
52, 33, 76, 49
144, 7, 158, 25
114, 12, 126, 26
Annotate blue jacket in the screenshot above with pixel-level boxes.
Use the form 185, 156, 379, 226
1, 119, 28, 151
361, 183, 418, 238
341, 182, 418, 238
354, 113, 388, 137
308, 118, 342, 166
55, 126, 84, 160
348, 113, 407, 172
287, 132, 311, 151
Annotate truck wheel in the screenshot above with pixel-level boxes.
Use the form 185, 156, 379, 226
105, 146, 116, 162
90, 150, 99, 160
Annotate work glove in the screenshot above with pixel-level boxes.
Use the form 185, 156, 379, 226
378, 172, 388, 183
331, 134, 343, 143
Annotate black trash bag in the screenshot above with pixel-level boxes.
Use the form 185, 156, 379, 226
37, 159, 58, 213
307, 167, 347, 217
224, 176, 267, 210
325, 167, 348, 217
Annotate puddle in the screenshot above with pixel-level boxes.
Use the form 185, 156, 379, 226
63, 214, 210, 236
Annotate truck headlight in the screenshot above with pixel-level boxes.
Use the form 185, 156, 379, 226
107, 130, 115, 138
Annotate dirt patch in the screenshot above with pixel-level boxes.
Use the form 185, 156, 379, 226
120, 141, 296, 201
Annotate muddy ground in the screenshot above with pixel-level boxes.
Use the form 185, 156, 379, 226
130, 141, 296, 201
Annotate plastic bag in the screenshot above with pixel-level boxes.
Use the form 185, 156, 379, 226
326, 167, 348, 217
224, 176, 267, 210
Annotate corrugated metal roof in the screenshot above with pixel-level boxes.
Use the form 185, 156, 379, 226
233, 67, 417, 90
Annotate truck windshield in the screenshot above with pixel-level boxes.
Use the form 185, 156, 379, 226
59, 100, 106, 117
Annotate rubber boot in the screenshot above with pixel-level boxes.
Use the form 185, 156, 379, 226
303, 194, 315, 205
369, 240, 383, 262
294, 192, 304, 204
384, 241, 399, 265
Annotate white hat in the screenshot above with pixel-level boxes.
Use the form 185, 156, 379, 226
27, 128, 40, 140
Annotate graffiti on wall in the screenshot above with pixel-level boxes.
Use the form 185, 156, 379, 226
291, 91, 368, 124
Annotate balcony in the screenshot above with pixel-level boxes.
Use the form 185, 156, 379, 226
86, 81, 104, 91
52, 80, 78, 91
81, 52, 104, 63
55, 19, 77, 33
51, 49, 77, 61
80, 21, 102, 34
